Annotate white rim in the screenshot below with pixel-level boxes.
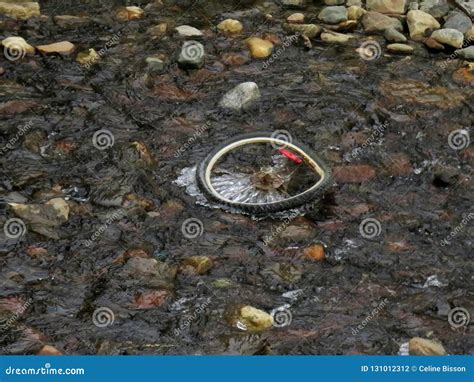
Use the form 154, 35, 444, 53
204, 137, 328, 206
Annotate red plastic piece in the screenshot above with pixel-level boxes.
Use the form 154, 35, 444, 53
278, 148, 303, 164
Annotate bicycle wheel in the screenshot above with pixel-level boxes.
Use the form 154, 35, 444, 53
196, 132, 332, 213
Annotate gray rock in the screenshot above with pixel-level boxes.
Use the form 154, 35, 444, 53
431, 28, 464, 48
444, 11, 472, 34
324, 0, 345, 5
146, 57, 164, 74
362, 11, 403, 32
387, 43, 414, 54
408, 1, 419, 10
420, 0, 449, 18
385, 27, 407, 42
175, 25, 203, 37
282, 0, 306, 8
318, 6, 348, 24
219, 82, 261, 111
283, 23, 322, 38
455, 46, 474, 60
178, 40, 205, 69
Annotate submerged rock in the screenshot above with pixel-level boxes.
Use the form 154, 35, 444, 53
347, 6, 366, 20
283, 23, 322, 38
76, 49, 100, 66
36, 41, 75, 55
385, 27, 407, 42
230, 305, 274, 331
387, 43, 414, 54
182, 256, 214, 274
362, 11, 403, 32
406, 10, 440, 39
408, 337, 446, 355
287, 12, 305, 23
430, 28, 464, 49
318, 6, 348, 24
175, 25, 203, 37
217, 18, 243, 33
116, 6, 145, 21
246, 37, 273, 58
178, 40, 205, 69
366, 0, 408, 14
455, 46, 474, 60
0, 1, 40, 20
443, 11, 472, 34
219, 82, 261, 111
320, 31, 355, 43
303, 243, 326, 261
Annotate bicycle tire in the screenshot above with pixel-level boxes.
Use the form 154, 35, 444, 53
196, 132, 332, 213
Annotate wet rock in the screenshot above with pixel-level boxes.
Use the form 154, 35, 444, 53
333, 165, 376, 183
217, 18, 243, 33
387, 43, 414, 54
421, 3, 449, 18
366, 0, 408, 14
246, 37, 273, 58
326, 20, 358, 31
452, 65, 474, 86
133, 290, 169, 309
433, 165, 459, 187
121, 257, 176, 288
283, 23, 322, 38
175, 25, 203, 37
54, 15, 90, 28
431, 28, 464, 49
148, 23, 168, 39
362, 11, 403, 33
324, 0, 345, 4
182, 256, 214, 274
278, 219, 317, 241
455, 46, 474, 60
146, 56, 165, 74
0, 67, 4, 75
0, 1, 40, 20
287, 12, 305, 23
37, 345, 62, 355
347, 6, 366, 20
318, 6, 348, 24
232, 305, 273, 331
1, 36, 35, 57
303, 243, 326, 261
282, 0, 306, 9
407, 10, 440, 39
347, 0, 362, 5
36, 41, 75, 55
443, 11, 472, 34
211, 278, 235, 288
423, 37, 445, 50
76, 49, 100, 66
321, 31, 355, 43
465, 27, 474, 41
385, 27, 407, 42
408, 337, 446, 355
178, 40, 205, 69
219, 82, 260, 111
116, 6, 145, 21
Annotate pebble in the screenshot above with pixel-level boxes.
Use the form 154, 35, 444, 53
233, 305, 274, 331
347, 6, 366, 20
281, 0, 306, 9
320, 31, 355, 43
76, 49, 100, 66
455, 46, 474, 60
287, 12, 305, 24
37, 345, 62, 355
146, 56, 165, 74
178, 40, 205, 69
406, 10, 440, 39
283, 23, 322, 38
54, 15, 90, 28
133, 290, 169, 309
324, 0, 345, 5
303, 243, 326, 261
0, 1, 40, 20
385, 27, 407, 42
333, 165, 376, 183
443, 11, 472, 34
408, 337, 446, 355
182, 256, 214, 274
246, 37, 274, 58
362, 11, 403, 33
1, 36, 35, 56
366, 0, 408, 14
116, 6, 145, 21
36, 41, 75, 55
387, 43, 414, 54
219, 82, 261, 111
318, 6, 348, 24
175, 25, 203, 37
0, 67, 4, 76
423, 37, 445, 50
466, 27, 474, 41
430, 28, 464, 49
217, 18, 243, 33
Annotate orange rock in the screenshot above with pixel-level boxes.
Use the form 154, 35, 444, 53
37, 345, 62, 355
25, 246, 48, 257
383, 154, 412, 176
221, 53, 249, 66
333, 165, 376, 183
303, 244, 326, 261
387, 240, 414, 253
0, 100, 39, 115
134, 290, 169, 309
452, 66, 474, 87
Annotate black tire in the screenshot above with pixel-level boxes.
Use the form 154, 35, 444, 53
196, 132, 332, 213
